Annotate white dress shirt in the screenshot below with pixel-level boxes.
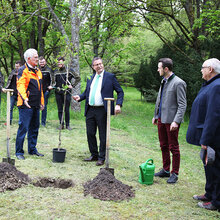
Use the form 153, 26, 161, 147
89, 71, 104, 106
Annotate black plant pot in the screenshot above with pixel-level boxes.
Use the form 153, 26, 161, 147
53, 148, 66, 163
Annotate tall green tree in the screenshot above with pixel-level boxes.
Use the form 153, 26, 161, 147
114, 0, 220, 61
80, 0, 134, 66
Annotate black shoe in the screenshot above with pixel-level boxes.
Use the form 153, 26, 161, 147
154, 169, 170, 177
96, 160, 104, 166
84, 156, 98, 161
167, 173, 178, 184
198, 202, 218, 211
193, 194, 210, 201
16, 155, 25, 160
66, 126, 73, 130
29, 152, 44, 157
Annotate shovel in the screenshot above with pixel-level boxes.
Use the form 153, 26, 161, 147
2, 89, 15, 165
101, 98, 115, 175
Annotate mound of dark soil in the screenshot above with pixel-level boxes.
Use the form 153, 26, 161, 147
83, 169, 135, 201
32, 177, 74, 189
0, 162, 30, 192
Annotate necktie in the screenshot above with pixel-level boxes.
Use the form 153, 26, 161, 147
90, 74, 100, 106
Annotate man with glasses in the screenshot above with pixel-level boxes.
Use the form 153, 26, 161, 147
187, 58, 220, 211
152, 58, 187, 184
73, 57, 124, 166
15, 48, 44, 160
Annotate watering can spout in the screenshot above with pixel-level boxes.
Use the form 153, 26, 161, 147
139, 159, 155, 185
139, 166, 144, 182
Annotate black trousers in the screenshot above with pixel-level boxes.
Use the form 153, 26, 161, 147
204, 149, 220, 208
86, 106, 107, 161
55, 92, 71, 126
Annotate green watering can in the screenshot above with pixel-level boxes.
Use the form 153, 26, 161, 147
139, 159, 155, 185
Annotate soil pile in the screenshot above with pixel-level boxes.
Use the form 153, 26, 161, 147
0, 162, 30, 192
83, 169, 135, 201
32, 177, 74, 189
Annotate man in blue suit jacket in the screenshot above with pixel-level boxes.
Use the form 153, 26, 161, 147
74, 57, 124, 166
186, 58, 220, 211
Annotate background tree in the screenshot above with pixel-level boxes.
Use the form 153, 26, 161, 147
114, 0, 219, 60
0, 0, 219, 114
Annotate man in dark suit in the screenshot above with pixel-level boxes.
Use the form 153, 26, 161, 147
74, 57, 124, 166
186, 58, 220, 211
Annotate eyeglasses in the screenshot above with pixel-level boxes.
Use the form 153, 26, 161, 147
201, 66, 210, 69
93, 63, 103, 67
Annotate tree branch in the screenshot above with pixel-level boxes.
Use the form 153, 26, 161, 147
44, 0, 71, 47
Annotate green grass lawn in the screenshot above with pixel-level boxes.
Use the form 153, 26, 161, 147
0, 87, 219, 219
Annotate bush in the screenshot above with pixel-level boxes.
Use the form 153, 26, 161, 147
133, 39, 205, 115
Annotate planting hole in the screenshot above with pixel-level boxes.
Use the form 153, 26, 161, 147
32, 177, 74, 189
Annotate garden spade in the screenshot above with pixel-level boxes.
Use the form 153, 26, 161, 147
101, 98, 115, 175
2, 89, 15, 165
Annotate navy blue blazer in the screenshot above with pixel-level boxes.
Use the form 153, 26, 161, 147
79, 71, 124, 116
186, 74, 220, 149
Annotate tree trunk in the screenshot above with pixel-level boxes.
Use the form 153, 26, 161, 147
44, 0, 81, 111
70, 0, 81, 112
38, 14, 44, 56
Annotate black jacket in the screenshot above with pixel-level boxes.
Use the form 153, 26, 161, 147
39, 65, 53, 93
54, 66, 80, 94
5, 69, 18, 95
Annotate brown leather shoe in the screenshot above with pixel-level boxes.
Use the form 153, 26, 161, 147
96, 160, 104, 166
84, 156, 98, 161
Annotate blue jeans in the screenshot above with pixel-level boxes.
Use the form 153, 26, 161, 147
15, 107, 40, 156
10, 95, 17, 124
41, 91, 50, 126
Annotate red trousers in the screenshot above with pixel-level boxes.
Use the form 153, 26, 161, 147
157, 119, 180, 175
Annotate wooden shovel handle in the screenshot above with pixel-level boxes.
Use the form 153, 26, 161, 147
6, 90, 12, 158
3, 89, 14, 93
104, 98, 114, 101
105, 98, 114, 168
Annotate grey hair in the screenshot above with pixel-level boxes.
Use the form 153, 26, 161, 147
24, 48, 38, 62
205, 58, 220, 74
